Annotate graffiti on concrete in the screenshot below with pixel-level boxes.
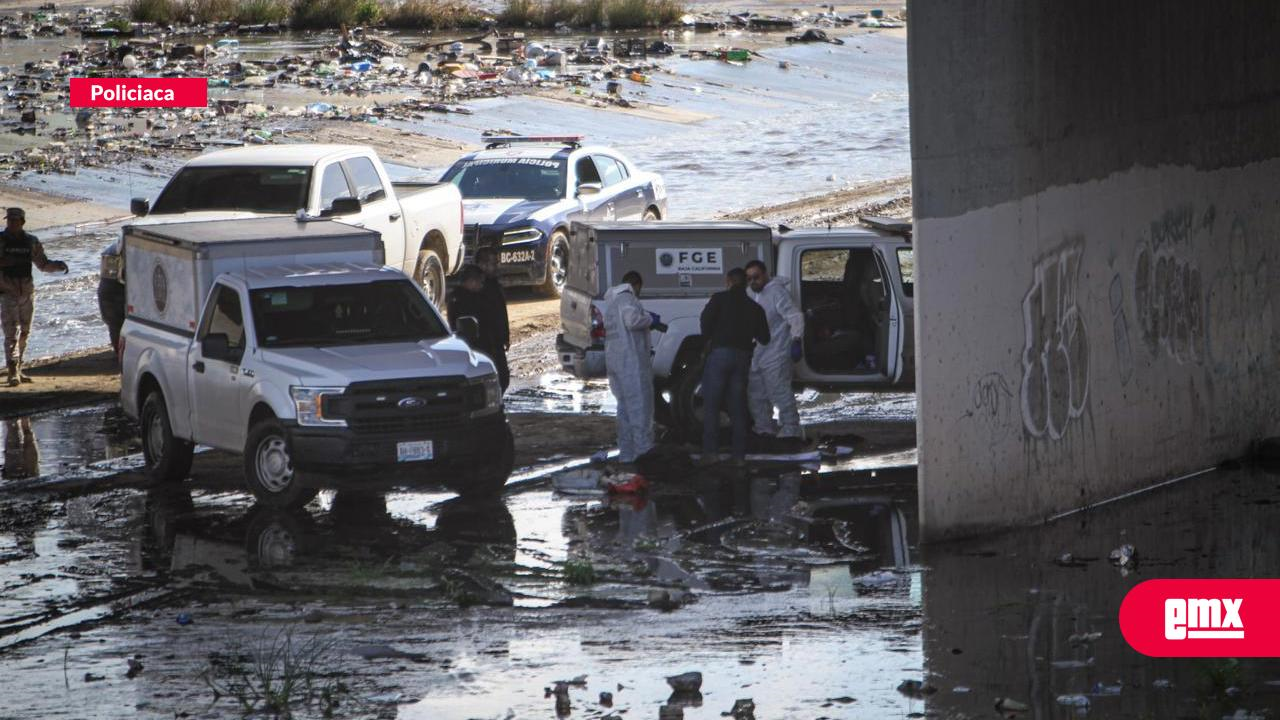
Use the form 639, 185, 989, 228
1110, 274, 1134, 386
972, 372, 1014, 421
1021, 239, 1090, 440
1207, 216, 1272, 377
1134, 205, 1205, 364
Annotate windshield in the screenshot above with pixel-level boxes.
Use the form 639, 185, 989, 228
250, 280, 449, 348
441, 157, 567, 201
151, 166, 311, 214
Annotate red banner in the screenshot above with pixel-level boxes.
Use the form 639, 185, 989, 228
70, 78, 208, 108
1120, 579, 1280, 657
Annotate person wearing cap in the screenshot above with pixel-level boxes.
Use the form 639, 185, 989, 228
0, 208, 68, 386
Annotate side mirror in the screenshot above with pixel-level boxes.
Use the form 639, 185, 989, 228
325, 197, 362, 216
576, 182, 602, 197
202, 333, 230, 360
130, 197, 150, 217
456, 316, 480, 346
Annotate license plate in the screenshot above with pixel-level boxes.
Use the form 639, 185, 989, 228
501, 250, 536, 264
396, 440, 434, 462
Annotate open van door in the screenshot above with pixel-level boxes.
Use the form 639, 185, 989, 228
776, 234, 904, 388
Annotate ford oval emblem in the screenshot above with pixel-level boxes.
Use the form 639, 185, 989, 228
398, 396, 426, 409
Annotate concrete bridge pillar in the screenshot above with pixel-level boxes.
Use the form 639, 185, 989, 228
909, 1, 1280, 539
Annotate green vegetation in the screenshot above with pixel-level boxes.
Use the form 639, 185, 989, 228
563, 557, 597, 585
201, 627, 347, 717
500, 0, 683, 28
385, 0, 485, 30
235, 0, 290, 23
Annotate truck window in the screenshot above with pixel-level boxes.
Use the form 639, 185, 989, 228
593, 156, 626, 187
151, 167, 311, 214
198, 284, 246, 360
249, 279, 448, 348
896, 248, 914, 297
319, 164, 352, 211
575, 156, 602, 187
343, 157, 387, 204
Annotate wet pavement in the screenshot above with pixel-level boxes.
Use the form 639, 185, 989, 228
2, 387, 1280, 718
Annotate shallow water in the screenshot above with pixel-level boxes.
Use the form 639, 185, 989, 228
7, 28, 908, 360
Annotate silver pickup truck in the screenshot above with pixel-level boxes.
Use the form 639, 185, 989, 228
558, 220, 915, 436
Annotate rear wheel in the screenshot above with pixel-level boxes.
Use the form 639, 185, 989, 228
414, 248, 446, 307
670, 361, 723, 442
538, 230, 570, 298
140, 390, 194, 482
243, 417, 318, 509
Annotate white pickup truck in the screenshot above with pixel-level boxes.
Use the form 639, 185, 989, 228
557, 220, 916, 436
119, 217, 510, 508
100, 144, 465, 349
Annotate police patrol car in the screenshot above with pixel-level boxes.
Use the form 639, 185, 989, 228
440, 136, 668, 296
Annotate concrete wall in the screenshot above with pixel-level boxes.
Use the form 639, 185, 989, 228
910, 1, 1280, 540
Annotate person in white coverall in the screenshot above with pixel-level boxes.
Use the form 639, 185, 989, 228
604, 270, 658, 463
745, 259, 806, 442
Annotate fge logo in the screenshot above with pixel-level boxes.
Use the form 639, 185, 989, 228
1165, 598, 1244, 640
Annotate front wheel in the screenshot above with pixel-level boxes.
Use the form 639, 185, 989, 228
414, 248, 446, 307
140, 390, 194, 482
243, 417, 318, 509
538, 230, 570, 298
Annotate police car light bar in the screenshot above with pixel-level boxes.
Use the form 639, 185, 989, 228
484, 135, 584, 149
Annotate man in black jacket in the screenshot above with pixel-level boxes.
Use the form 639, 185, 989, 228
698, 267, 770, 466
473, 247, 511, 390
447, 264, 510, 391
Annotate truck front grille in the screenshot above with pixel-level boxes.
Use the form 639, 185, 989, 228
327, 377, 476, 434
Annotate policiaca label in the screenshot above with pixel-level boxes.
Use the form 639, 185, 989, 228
655, 248, 722, 275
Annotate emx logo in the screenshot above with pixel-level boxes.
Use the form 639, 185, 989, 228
1165, 598, 1243, 640
1121, 580, 1280, 657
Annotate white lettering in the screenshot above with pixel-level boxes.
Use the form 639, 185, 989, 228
1165, 598, 1245, 640
1165, 598, 1186, 640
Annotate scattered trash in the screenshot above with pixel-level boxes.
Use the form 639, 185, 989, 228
953, 686, 971, 694
786, 28, 846, 45
1068, 631, 1102, 646
175, 612, 192, 625
83, 672, 105, 682
666, 671, 703, 693
726, 698, 755, 719
125, 657, 143, 679
995, 697, 1030, 713
1109, 543, 1137, 573
607, 474, 649, 495
599, 691, 613, 706
553, 681, 571, 715
1091, 681, 1123, 695
648, 589, 696, 611
552, 468, 607, 495
1057, 694, 1090, 708
897, 679, 937, 697
1152, 678, 1172, 689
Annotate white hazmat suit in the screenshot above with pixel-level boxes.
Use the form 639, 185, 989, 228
603, 282, 655, 462
748, 277, 805, 438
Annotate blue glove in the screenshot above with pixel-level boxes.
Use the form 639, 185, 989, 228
789, 339, 803, 362
649, 311, 661, 325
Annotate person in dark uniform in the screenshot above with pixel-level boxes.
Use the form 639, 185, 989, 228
0, 208, 68, 386
698, 267, 770, 466
473, 246, 511, 390
447, 264, 510, 391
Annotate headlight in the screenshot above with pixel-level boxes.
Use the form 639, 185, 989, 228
290, 386, 347, 427
468, 374, 503, 417
502, 227, 542, 245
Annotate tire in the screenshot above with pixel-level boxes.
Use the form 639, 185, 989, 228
642, 207, 660, 222
140, 390, 194, 482
243, 506, 314, 569
538, 230, 570, 298
670, 360, 731, 442
243, 417, 318, 509
448, 421, 514, 498
414, 248, 446, 307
